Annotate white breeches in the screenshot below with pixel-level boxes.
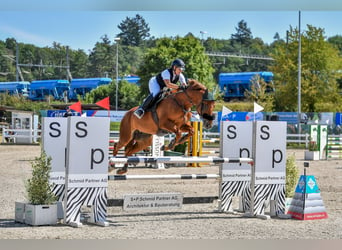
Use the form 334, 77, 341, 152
148, 77, 161, 97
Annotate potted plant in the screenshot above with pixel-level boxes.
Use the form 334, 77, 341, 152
15, 151, 58, 226
285, 155, 299, 213
305, 140, 320, 160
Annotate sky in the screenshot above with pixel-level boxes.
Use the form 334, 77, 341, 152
0, 1, 341, 53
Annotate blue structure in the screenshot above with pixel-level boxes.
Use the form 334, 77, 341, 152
1, 76, 138, 101
0, 81, 30, 97
118, 75, 140, 84
69, 77, 112, 100
29, 79, 70, 101
219, 71, 274, 101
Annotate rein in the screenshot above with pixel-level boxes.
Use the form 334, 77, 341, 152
171, 94, 191, 114
172, 88, 213, 120
166, 86, 215, 121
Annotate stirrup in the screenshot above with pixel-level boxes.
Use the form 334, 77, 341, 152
134, 108, 144, 119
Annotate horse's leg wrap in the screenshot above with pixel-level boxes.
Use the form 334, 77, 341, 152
177, 133, 190, 145
166, 139, 176, 150
116, 163, 128, 175
112, 142, 119, 156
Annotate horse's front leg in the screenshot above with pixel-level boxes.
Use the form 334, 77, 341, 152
175, 123, 194, 146
162, 127, 182, 151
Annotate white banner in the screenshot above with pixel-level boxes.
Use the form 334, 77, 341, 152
42, 117, 68, 185
66, 117, 110, 188
220, 121, 252, 182
220, 121, 286, 184
254, 121, 287, 184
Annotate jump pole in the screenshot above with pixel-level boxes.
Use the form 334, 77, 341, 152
108, 173, 220, 180
109, 156, 253, 165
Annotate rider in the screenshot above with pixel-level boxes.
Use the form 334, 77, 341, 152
134, 58, 188, 119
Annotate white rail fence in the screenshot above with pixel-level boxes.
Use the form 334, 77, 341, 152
1, 128, 41, 143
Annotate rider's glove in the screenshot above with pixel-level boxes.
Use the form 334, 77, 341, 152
178, 85, 186, 91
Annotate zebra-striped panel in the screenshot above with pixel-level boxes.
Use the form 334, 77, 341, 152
51, 184, 65, 202
220, 181, 250, 212
243, 184, 285, 216
65, 187, 107, 224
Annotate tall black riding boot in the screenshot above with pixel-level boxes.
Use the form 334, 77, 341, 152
134, 94, 154, 119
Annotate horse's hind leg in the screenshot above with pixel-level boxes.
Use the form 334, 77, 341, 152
112, 142, 120, 156
115, 139, 134, 175
116, 135, 153, 175
125, 136, 152, 155
112, 126, 135, 156
112, 129, 134, 173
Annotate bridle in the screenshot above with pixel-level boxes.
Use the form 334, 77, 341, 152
173, 87, 215, 121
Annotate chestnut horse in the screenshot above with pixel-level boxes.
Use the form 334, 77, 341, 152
112, 79, 215, 174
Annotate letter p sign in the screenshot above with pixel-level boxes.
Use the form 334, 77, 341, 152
91, 148, 105, 170
272, 149, 283, 168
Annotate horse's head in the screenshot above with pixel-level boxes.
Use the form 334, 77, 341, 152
186, 79, 216, 129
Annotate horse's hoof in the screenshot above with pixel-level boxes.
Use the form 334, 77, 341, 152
116, 169, 127, 175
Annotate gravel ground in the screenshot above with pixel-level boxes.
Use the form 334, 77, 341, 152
0, 145, 341, 239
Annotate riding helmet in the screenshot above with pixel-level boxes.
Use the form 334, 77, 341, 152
171, 59, 185, 71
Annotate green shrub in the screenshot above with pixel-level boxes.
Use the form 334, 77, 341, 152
286, 154, 299, 198
26, 151, 57, 205
214, 100, 253, 112
110, 122, 120, 131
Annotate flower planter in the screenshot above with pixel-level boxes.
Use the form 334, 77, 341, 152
14, 202, 26, 223
304, 151, 320, 161
24, 204, 58, 226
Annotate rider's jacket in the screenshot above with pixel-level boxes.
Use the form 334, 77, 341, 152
156, 68, 180, 88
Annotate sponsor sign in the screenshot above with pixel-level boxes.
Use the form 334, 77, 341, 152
66, 117, 110, 188
123, 193, 183, 211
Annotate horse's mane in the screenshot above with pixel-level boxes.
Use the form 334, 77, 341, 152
187, 79, 207, 91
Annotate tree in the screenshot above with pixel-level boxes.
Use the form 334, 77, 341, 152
84, 83, 111, 105
50, 42, 70, 79
328, 35, 342, 90
270, 25, 342, 112
88, 35, 115, 78
84, 80, 140, 109
328, 35, 342, 54
117, 14, 150, 47
116, 45, 144, 76
244, 74, 275, 111
231, 20, 253, 50
273, 32, 281, 41
0, 42, 16, 81
137, 36, 215, 100
69, 49, 89, 78
118, 80, 141, 109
